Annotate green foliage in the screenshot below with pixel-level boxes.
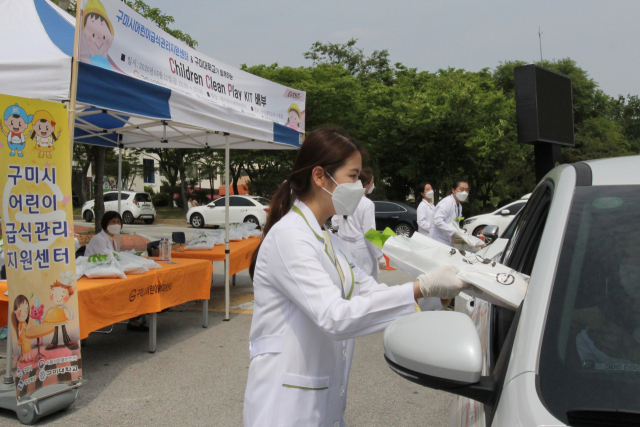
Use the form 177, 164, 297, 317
152, 192, 170, 207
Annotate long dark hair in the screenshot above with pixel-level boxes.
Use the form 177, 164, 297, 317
11, 295, 29, 337
250, 127, 363, 278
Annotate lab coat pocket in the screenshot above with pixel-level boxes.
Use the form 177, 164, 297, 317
278, 372, 330, 427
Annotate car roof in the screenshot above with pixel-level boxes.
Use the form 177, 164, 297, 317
582, 155, 640, 186
374, 200, 417, 212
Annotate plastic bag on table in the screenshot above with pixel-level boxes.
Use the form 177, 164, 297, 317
119, 261, 149, 275
192, 229, 225, 245
118, 250, 162, 270
241, 222, 262, 238
76, 265, 84, 280
367, 229, 528, 310
227, 225, 244, 241
185, 236, 218, 250
77, 249, 127, 279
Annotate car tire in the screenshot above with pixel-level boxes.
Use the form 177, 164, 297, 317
394, 222, 413, 237
472, 225, 487, 236
191, 213, 204, 228
122, 211, 135, 224
143, 217, 155, 225
243, 215, 261, 230
83, 210, 93, 223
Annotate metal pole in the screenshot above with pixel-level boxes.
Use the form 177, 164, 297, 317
224, 134, 230, 321
117, 145, 122, 251
67, 0, 83, 170
3, 309, 13, 384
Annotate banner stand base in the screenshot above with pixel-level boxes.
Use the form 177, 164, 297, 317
0, 382, 78, 425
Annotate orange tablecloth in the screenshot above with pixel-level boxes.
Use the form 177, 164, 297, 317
171, 238, 261, 277
0, 258, 212, 339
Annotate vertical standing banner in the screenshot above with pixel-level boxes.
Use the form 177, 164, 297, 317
0, 94, 81, 401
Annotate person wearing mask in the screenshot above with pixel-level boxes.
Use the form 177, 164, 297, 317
430, 179, 482, 248
85, 211, 122, 256
244, 127, 470, 427
331, 168, 385, 280
84, 211, 148, 332
416, 182, 435, 237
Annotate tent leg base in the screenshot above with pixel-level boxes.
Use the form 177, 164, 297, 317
223, 319, 230, 322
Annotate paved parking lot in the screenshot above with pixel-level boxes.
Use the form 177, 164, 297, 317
0, 265, 454, 426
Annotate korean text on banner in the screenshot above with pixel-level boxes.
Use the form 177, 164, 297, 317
79, 0, 306, 132
0, 94, 82, 401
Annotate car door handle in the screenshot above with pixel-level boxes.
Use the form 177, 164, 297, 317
391, 216, 399, 219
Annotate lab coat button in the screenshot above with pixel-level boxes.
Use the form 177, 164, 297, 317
340, 386, 345, 395
343, 349, 347, 358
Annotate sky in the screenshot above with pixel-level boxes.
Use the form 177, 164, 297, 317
150, 0, 639, 98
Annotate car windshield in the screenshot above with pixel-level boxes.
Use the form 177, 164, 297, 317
135, 193, 151, 202
539, 185, 640, 423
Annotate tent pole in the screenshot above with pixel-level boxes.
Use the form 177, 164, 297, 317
67, 0, 82, 170
224, 133, 230, 321
117, 145, 123, 251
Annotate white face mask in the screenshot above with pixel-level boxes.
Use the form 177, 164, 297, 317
456, 191, 469, 202
620, 264, 640, 300
367, 182, 375, 195
322, 173, 365, 216
425, 190, 434, 199
107, 224, 121, 235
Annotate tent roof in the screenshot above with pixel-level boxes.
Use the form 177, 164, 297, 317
0, 0, 302, 150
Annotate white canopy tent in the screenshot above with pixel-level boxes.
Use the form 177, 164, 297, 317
0, 0, 305, 320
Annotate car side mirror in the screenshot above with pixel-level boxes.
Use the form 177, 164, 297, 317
482, 225, 499, 245
501, 209, 510, 216
383, 312, 498, 406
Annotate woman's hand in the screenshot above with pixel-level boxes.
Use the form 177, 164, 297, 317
416, 265, 470, 300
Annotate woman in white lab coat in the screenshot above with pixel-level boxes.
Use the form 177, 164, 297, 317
416, 182, 435, 237
85, 211, 122, 256
430, 179, 481, 248
244, 128, 469, 427
330, 168, 384, 280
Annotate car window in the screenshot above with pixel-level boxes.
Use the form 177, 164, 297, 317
500, 210, 522, 239
231, 197, 255, 207
214, 198, 226, 207
496, 202, 526, 216
375, 202, 401, 212
254, 197, 270, 206
103, 193, 117, 202
135, 193, 151, 202
502, 183, 552, 269
539, 185, 640, 425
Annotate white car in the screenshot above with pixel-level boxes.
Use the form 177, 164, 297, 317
383, 156, 640, 426
82, 190, 156, 224
187, 195, 270, 229
462, 194, 530, 236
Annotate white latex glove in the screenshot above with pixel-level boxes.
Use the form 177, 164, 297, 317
455, 229, 484, 248
418, 265, 471, 299
378, 257, 387, 269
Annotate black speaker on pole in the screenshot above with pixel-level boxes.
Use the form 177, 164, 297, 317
514, 65, 574, 181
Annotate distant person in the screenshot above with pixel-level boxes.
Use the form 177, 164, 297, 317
331, 168, 385, 280
187, 198, 193, 209
430, 179, 481, 248
416, 182, 435, 236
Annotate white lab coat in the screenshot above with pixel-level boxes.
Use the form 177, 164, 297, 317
84, 230, 117, 256
244, 200, 416, 427
416, 199, 435, 236
429, 194, 462, 247
331, 197, 383, 280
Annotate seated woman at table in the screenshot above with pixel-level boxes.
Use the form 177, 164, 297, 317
85, 211, 149, 332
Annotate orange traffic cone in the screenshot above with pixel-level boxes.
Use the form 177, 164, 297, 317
383, 255, 396, 271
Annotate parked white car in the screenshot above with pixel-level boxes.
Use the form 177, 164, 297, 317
186, 195, 270, 229
384, 156, 640, 427
462, 194, 530, 236
82, 191, 156, 224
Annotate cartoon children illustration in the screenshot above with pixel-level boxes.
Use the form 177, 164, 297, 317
81, 0, 122, 73
285, 104, 301, 130
2, 103, 33, 157
29, 110, 61, 158
30, 299, 45, 347
44, 272, 76, 350
12, 295, 32, 362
